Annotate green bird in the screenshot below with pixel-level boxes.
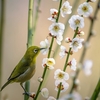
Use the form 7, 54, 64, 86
0, 46, 44, 94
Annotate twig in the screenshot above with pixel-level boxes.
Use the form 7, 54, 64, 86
90, 78, 100, 100
32, 0, 41, 43
24, 0, 34, 100
0, 0, 5, 99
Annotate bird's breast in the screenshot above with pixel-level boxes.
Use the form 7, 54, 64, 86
16, 64, 36, 83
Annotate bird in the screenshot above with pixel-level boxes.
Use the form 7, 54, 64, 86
0, 46, 44, 95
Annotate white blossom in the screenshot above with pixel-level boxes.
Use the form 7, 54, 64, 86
40, 39, 49, 55
54, 69, 69, 82
48, 9, 58, 22
47, 96, 56, 100
55, 80, 69, 93
83, 60, 93, 76
77, 2, 93, 17
59, 45, 67, 58
70, 38, 84, 52
49, 22, 65, 36
60, 1, 72, 17
41, 88, 49, 98
42, 58, 55, 69
70, 58, 77, 71
56, 34, 63, 45
68, 15, 84, 30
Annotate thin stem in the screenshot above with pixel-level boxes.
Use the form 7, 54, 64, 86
57, 27, 78, 99
56, 83, 62, 99
34, 67, 47, 100
63, 48, 71, 71
34, 38, 54, 100
34, 0, 63, 99
34, 36, 54, 100
25, 0, 34, 100
27, 0, 34, 48
69, 0, 100, 93
48, 37, 54, 58
90, 78, 100, 100
34, 37, 54, 100
56, 0, 62, 23
32, 0, 41, 42
0, 0, 5, 99
63, 27, 78, 71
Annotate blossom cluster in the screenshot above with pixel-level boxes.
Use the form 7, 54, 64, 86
48, 0, 73, 96
48, 1, 72, 45
39, 0, 95, 99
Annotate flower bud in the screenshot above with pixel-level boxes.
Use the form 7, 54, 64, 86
30, 92, 35, 98
77, 30, 85, 37
75, 79, 80, 85
79, 31, 85, 36
65, 37, 71, 43
41, 88, 49, 98
38, 77, 43, 82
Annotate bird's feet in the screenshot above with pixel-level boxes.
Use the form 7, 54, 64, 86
23, 91, 30, 96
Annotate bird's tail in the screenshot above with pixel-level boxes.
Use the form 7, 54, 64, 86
0, 80, 11, 91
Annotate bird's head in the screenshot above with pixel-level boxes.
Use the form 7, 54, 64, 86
25, 46, 45, 58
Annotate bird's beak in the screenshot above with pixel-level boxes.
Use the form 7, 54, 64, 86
40, 48, 45, 50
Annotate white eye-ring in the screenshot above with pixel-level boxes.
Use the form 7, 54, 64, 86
34, 49, 38, 53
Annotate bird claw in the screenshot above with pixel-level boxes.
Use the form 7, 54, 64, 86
23, 92, 30, 96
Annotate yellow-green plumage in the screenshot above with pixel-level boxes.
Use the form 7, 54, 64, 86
1, 46, 44, 91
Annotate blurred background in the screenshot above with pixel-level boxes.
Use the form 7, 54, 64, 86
0, 0, 100, 100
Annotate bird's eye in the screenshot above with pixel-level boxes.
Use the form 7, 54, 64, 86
34, 49, 38, 53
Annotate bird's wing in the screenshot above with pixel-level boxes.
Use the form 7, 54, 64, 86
8, 58, 31, 81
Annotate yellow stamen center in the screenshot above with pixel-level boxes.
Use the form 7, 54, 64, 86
73, 41, 79, 47
82, 6, 88, 12
75, 19, 80, 25
47, 60, 53, 65
53, 25, 60, 32
62, 6, 68, 12
58, 73, 64, 79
